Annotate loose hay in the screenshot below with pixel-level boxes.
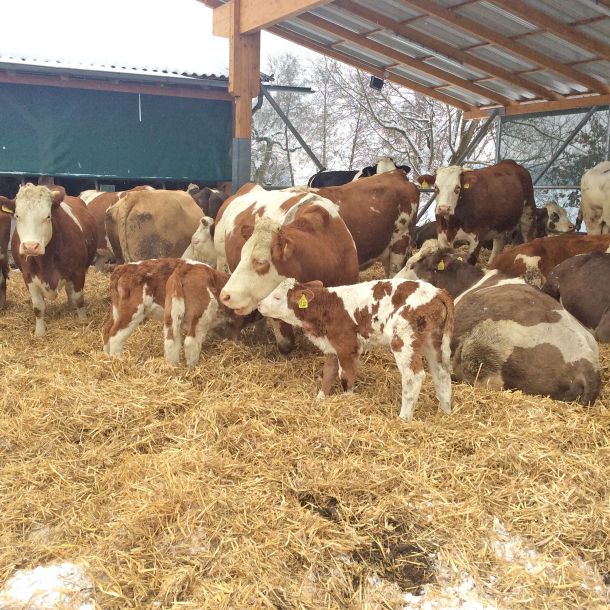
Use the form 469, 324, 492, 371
0, 265, 609, 609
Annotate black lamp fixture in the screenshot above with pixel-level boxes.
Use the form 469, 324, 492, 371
369, 75, 385, 91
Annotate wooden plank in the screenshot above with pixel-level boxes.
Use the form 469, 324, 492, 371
298, 12, 513, 106
335, 0, 561, 101
0, 71, 232, 101
404, 0, 610, 95
213, 0, 333, 36
489, 0, 610, 61
234, 92, 253, 138
463, 94, 610, 119
268, 25, 473, 110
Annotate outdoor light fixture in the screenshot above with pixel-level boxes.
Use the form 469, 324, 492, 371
369, 75, 385, 91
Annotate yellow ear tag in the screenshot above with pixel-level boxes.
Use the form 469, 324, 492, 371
1, 206, 13, 214
463, 183, 470, 189
298, 293, 309, 309
437, 260, 445, 271
456, 256, 463, 261
421, 180, 429, 188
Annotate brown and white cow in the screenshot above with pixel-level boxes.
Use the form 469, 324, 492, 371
542, 252, 610, 343
11, 184, 97, 335
257, 277, 453, 421
489, 233, 610, 287
164, 260, 248, 366
0, 197, 13, 309
580, 161, 610, 235
105, 189, 202, 263
181, 216, 217, 266
418, 160, 537, 264
80, 186, 154, 268
216, 190, 359, 353
398, 241, 601, 404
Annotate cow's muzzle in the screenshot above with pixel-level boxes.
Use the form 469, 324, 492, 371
436, 205, 452, 217
20, 241, 44, 256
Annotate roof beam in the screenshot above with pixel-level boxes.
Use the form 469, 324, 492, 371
211, 0, 333, 36
403, 0, 610, 95
488, 0, 610, 61
297, 12, 512, 106
334, 0, 561, 101
463, 94, 610, 119
268, 25, 473, 110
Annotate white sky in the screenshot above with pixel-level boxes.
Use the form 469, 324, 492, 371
0, 0, 314, 76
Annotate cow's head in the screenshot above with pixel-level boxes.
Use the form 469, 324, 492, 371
258, 278, 321, 322
375, 156, 397, 173
219, 216, 292, 315
15, 183, 64, 256
425, 166, 472, 217
539, 201, 574, 235
397, 239, 481, 298
188, 216, 217, 265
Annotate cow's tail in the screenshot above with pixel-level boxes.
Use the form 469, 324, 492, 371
116, 193, 139, 263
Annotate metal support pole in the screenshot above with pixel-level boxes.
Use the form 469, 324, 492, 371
534, 105, 599, 185
261, 86, 325, 172
606, 105, 610, 161
416, 109, 499, 222
494, 114, 503, 165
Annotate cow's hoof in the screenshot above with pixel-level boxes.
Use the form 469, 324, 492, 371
277, 341, 295, 355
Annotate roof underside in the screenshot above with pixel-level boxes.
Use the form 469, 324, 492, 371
209, 0, 610, 118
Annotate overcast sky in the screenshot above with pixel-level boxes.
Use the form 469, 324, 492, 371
0, 0, 314, 76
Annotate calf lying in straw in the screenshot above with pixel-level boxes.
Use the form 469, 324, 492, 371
257, 278, 454, 421
164, 260, 249, 366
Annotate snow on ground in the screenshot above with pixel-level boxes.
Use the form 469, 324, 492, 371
0, 562, 94, 610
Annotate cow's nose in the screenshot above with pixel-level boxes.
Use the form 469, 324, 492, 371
568, 224, 574, 231
220, 291, 231, 304
437, 205, 451, 216
22, 241, 42, 255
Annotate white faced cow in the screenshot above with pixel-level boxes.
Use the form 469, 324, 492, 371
11, 184, 97, 335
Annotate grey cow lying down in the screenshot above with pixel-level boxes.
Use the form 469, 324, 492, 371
397, 240, 601, 405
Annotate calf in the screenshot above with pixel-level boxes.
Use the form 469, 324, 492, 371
257, 277, 453, 421
542, 252, 610, 342
580, 161, 610, 235
0, 197, 13, 309
11, 184, 97, 335
489, 233, 610, 287
419, 160, 537, 264
181, 216, 216, 265
164, 260, 246, 366
398, 241, 601, 404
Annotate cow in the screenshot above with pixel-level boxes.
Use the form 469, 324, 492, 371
181, 216, 217, 266
10, 184, 97, 335
397, 241, 601, 405
489, 233, 610, 287
418, 160, 537, 265
186, 184, 228, 221
79, 186, 154, 269
542, 252, 610, 343
105, 189, 203, 263
307, 156, 411, 188
0, 197, 13, 309
164, 260, 248, 366
413, 200, 574, 251
580, 161, 610, 234
257, 277, 453, 421
216, 188, 359, 353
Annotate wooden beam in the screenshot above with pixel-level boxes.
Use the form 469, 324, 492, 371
463, 94, 610, 119
0, 71, 232, 101
268, 25, 473, 110
488, 0, 610, 61
403, 0, 610, 95
297, 12, 513, 106
213, 0, 333, 36
334, 0, 561, 102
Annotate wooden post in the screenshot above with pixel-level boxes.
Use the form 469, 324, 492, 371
228, 0, 260, 192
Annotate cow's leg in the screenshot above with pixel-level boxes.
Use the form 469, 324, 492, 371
94, 249, 109, 272
269, 318, 295, 354
488, 233, 507, 265
437, 230, 450, 249
422, 332, 452, 415
66, 275, 87, 322
0, 265, 6, 310
164, 296, 184, 365
316, 354, 339, 400
594, 307, 610, 343
519, 204, 537, 242
184, 304, 217, 367
389, 223, 413, 277
336, 352, 359, 394
392, 343, 425, 422
104, 304, 148, 355
27, 281, 46, 336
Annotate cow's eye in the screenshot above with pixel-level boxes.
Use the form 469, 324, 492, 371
551, 213, 559, 222
274, 295, 281, 301
434, 186, 439, 193
454, 185, 461, 194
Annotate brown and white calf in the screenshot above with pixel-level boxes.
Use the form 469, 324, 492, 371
542, 252, 610, 343
489, 233, 610, 287
0, 197, 13, 309
257, 277, 453, 421
398, 241, 601, 404
164, 260, 247, 366
418, 160, 537, 264
11, 184, 97, 335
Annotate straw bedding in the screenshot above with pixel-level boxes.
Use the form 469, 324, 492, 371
0, 264, 608, 609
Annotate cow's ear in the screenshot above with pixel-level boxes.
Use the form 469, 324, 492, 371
0, 196, 15, 215
304, 280, 323, 289
273, 232, 295, 261
201, 216, 214, 228
50, 189, 64, 207
398, 165, 411, 175
361, 166, 375, 177
417, 174, 435, 187
240, 224, 254, 240
300, 206, 330, 231
462, 173, 477, 190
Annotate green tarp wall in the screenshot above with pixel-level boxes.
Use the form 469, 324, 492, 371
0, 83, 232, 182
